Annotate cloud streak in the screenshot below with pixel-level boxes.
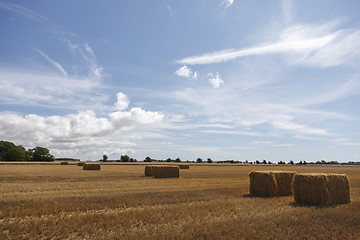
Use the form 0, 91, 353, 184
176, 22, 360, 68
37, 49, 68, 77
0, 1, 46, 21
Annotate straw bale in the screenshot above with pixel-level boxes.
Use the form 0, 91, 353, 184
83, 163, 101, 170
293, 173, 350, 206
145, 166, 153, 176
77, 162, 85, 166
61, 161, 68, 165
249, 171, 296, 197
178, 165, 190, 169
152, 166, 179, 178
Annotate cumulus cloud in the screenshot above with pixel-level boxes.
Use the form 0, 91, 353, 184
114, 92, 129, 111
0, 92, 164, 155
175, 65, 192, 78
208, 72, 224, 89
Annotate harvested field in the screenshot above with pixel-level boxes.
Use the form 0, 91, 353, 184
0, 163, 359, 239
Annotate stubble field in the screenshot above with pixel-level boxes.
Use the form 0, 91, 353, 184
0, 163, 359, 239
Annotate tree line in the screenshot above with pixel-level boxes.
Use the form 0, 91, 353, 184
0, 140, 55, 162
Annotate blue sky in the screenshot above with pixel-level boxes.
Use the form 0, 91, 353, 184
1, 0, 360, 162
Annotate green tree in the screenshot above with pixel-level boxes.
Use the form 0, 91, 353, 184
207, 158, 213, 163
144, 156, 152, 162
175, 157, 181, 162
120, 155, 129, 162
103, 155, 108, 162
31, 147, 55, 162
166, 158, 172, 162
0, 141, 26, 161
196, 158, 203, 163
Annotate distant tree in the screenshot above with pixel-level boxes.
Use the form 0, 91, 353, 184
278, 161, 285, 164
288, 160, 294, 165
303, 161, 307, 165
144, 156, 152, 162
25, 149, 32, 161
120, 155, 130, 162
175, 157, 181, 162
262, 160, 267, 164
102, 155, 108, 162
255, 160, 260, 164
207, 158, 213, 163
0, 141, 26, 161
166, 158, 172, 162
31, 147, 55, 162
196, 158, 203, 163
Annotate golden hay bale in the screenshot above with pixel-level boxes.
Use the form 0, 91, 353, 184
293, 173, 350, 206
178, 164, 190, 169
61, 161, 68, 165
83, 163, 101, 170
249, 171, 296, 197
145, 166, 153, 176
77, 162, 85, 166
152, 166, 179, 178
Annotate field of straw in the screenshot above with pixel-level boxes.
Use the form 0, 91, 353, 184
0, 163, 359, 239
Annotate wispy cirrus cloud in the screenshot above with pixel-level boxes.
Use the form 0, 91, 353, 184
37, 49, 68, 77
176, 21, 360, 68
0, 1, 46, 21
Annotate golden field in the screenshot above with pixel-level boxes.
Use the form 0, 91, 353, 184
0, 163, 359, 239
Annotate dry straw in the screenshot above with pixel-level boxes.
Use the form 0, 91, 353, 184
83, 163, 101, 170
249, 171, 296, 197
77, 162, 85, 166
152, 166, 180, 178
145, 166, 153, 176
178, 165, 190, 169
61, 161, 68, 165
293, 173, 350, 206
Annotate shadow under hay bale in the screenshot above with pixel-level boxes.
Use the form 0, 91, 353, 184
77, 162, 85, 166
293, 173, 350, 206
145, 166, 153, 176
178, 165, 190, 169
83, 163, 101, 170
61, 161, 68, 165
152, 166, 179, 178
249, 171, 296, 197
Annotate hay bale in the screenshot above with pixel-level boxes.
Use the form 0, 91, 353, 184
152, 166, 179, 178
61, 161, 68, 165
77, 162, 85, 166
178, 164, 190, 169
249, 171, 296, 197
145, 166, 153, 176
293, 173, 350, 206
83, 163, 101, 170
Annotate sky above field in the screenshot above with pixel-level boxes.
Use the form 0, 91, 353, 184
1, 0, 360, 162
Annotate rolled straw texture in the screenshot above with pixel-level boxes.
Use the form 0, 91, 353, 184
152, 166, 180, 178
293, 173, 350, 206
83, 163, 101, 170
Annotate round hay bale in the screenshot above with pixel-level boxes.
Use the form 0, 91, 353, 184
77, 162, 85, 166
293, 173, 350, 206
83, 163, 101, 170
249, 171, 296, 197
152, 166, 179, 178
61, 161, 68, 165
145, 166, 153, 176
178, 165, 190, 169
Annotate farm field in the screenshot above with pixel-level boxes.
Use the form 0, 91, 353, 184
0, 163, 359, 239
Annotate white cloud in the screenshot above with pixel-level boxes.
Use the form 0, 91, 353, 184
175, 65, 192, 78
0, 93, 164, 156
37, 49, 68, 77
114, 92, 129, 111
221, 0, 234, 8
208, 72, 224, 89
176, 21, 360, 68
192, 71, 199, 80
0, 2, 46, 21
